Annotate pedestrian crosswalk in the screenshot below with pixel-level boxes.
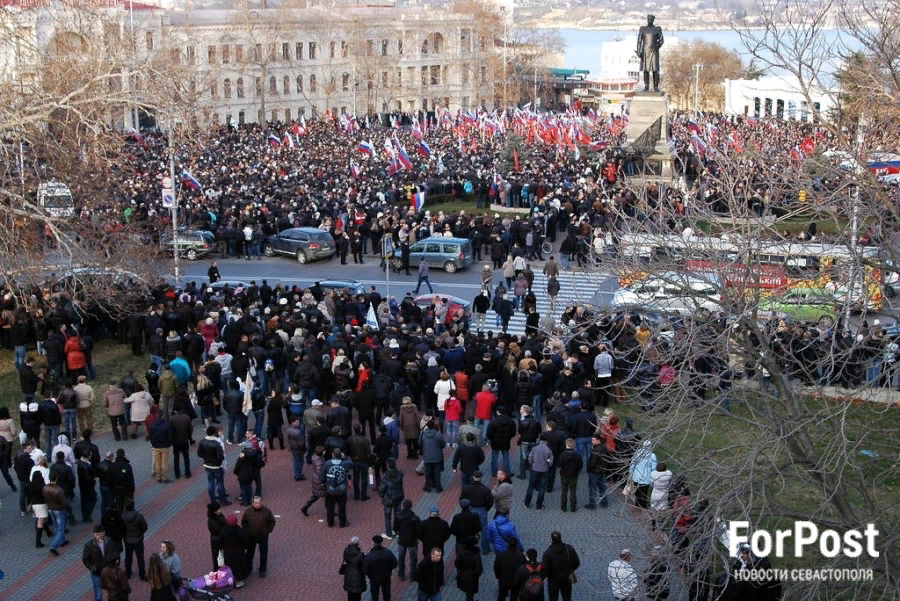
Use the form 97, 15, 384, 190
479, 270, 616, 335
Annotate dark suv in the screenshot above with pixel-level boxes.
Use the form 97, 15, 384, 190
162, 229, 215, 260
264, 227, 335, 264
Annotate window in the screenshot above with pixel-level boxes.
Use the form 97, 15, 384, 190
268, 43, 276, 61
421, 66, 428, 86
754, 97, 760, 118
309, 42, 316, 59
342, 73, 349, 91
422, 98, 428, 110
282, 42, 290, 61
256, 77, 262, 96
146, 31, 153, 51
398, 39, 403, 55
776, 98, 784, 119
236, 78, 244, 98
254, 44, 262, 62
207, 45, 216, 64
462, 68, 469, 85
396, 100, 402, 111
479, 36, 486, 51
382, 102, 388, 111
340, 106, 347, 115
223, 78, 231, 99
272, 109, 279, 122
285, 108, 291, 121
787, 100, 796, 119
187, 46, 195, 63
425, 243, 440, 253
382, 39, 388, 56
480, 66, 486, 84
341, 41, 348, 57
382, 71, 388, 87
309, 74, 317, 92
269, 76, 278, 94
813, 102, 821, 123
238, 110, 245, 125
331, 106, 338, 116
221, 44, 229, 64
443, 244, 459, 254
213, 112, 220, 124
296, 42, 303, 59
210, 81, 218, 99
764, 97, 772, 117
800, 101, 809, 122
296, 75, 303, 94
367, 39, 374, 56
460, 28, 470, 53
397, 69, 402, 86
299, 107, 305, 117
329, 41, 336, 58
431, 65, 440, 85
284, 75, 290, 95
235, 44, 243, 63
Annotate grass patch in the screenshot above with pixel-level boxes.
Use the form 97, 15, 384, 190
0, 340, 149, 436
422, 196, 525, 217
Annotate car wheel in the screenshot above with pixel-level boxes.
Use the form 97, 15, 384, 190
186, 249, 198, 261
264, 245, 274, 257
444, 261, 458, 273
297, 250, 308, 264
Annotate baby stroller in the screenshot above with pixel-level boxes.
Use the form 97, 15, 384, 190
184, 566, 236, 601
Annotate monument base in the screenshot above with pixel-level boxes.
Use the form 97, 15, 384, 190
625, 90, 676, 184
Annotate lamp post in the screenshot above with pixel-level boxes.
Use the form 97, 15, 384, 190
692, 63, 704, 116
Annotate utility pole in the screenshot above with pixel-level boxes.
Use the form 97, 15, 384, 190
692, 63, 704, 116
845, 114, 866, 326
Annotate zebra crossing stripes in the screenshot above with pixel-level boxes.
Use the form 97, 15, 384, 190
480, 271, 616, 335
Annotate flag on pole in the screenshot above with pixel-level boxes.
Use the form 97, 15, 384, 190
413, 190, 426, 212
283, 133, 294, 148
358, 140, 374, 155
383, 137, 395, 158
350, 161, 360, 177
181, 170, 202, 191
365, 305, 380, 330
411, 124, 424, 140
574, 146, 580, 161
418, 140, 431, 157
267, 134, 281, 147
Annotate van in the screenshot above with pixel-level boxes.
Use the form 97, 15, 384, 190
610, 271, 724, 316
408, 236, 474, 273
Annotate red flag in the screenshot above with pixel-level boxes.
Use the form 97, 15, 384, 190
802, 137, 816, 154
513, 149, 520, 173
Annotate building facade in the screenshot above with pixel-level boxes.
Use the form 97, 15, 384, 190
724, 75, 838, 121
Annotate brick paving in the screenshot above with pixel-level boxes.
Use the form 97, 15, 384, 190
0, 425, 683, 601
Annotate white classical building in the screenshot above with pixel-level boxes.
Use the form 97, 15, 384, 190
723, 75, 839, 121
599, 35, 681, 82
2, 3, 495, 129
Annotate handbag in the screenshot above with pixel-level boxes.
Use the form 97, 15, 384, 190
338, 562, 346, 575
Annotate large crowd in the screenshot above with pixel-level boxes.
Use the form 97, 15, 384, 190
0, 106, 877, 601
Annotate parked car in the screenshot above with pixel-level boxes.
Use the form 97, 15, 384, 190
408, 236, 474, 273
414, 294, 471, 328
264, 227, 335, 264
161, 229, 215, 261
757, 288, 839, 325
318, 279, 366, 297
610, 272, 723, 316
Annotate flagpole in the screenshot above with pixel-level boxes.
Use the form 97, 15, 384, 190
169, 117, 179, 288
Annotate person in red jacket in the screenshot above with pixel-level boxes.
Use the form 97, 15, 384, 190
355, 363, 372, 393
443, 396, 462, 447
64, 332, 87, 381
473, 385, 496, 445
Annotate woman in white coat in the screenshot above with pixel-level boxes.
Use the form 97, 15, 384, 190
650, 462, 673, 530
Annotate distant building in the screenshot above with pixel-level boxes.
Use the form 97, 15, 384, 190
599, 35, 680, 83
724, 75, 838, 121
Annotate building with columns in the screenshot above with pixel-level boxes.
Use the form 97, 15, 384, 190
2, 3, 495, 129
724, 75, 838, 121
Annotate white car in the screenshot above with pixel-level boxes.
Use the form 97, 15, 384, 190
611, 272, 724, 316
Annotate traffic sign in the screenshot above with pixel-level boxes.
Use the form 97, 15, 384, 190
162, 187, 175, 208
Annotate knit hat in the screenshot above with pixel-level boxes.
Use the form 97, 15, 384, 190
226, 515, 238, 526
459, 499, 470, 508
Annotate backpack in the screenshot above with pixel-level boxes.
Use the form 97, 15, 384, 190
523, 564, 543, 597
325, 460, 348, 494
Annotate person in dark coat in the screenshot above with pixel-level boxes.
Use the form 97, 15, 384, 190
393, 498, 420, 581
454, 537, 483, 601
364, 534, 398, 601
414, 547, 445, 601
207, 502, 228, 571
494, 544, 527, 601
341, 537, 367, 601
220, 514, 251, 587
100, 502, 126, 557
541, 531, 581, 601
449, 499, 483, 556
109, 449, 135, 510
418, 506, 451, 559
512, 548, 546, 601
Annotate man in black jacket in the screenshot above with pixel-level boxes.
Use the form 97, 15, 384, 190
43, 329, 65, 380
486, 408, 517, 478
83, 524, 121, 601
170, 407, 193, 479
197, 426, 229, 506
449, 499, 482, 556
585, 435, 610, 509
542, 531, 581, 601
418, 506, 451, 560
74, 429, 101, 467
14, 441, 35, 514
495, 544, 527, 601
76, 451, 97, 522
460, 470, 494, 555
451, 433, 484, 486
393, 498, 420, 581
544, 422, 567, 493
121, 498, 148, 581
557, 438, 583, 513
96, 451, 115, 517
364, 534, 398, 601
39, 395, 62, 457
110, 449, 135, 510
149, 413, 173, 483
222, 381, 246, 445
516, 405, 541, 479
19, 356, 40, 400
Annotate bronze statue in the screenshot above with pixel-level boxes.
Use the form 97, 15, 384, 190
636, 14, 664, 92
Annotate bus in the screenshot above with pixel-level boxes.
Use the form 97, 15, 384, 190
37, 182, 75, 218
618, 232, 885, 310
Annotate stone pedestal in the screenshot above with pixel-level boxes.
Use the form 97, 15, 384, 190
625, 90, 675, 184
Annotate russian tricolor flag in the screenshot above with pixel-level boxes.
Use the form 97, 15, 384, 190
410, 124, 423, 140
284, 134, 294, 148
418, 141, 431, 157
687, 120, 700, 133
359, 140, 374, 156
182, 170, 202, 190
413, 190, 425, 211
267, 134, 281, 147
350, 161, 360, 177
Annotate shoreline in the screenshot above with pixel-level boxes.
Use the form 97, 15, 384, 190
519, 21, 771, 32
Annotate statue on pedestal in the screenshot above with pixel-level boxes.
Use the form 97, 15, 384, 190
636, 14, 664, 92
